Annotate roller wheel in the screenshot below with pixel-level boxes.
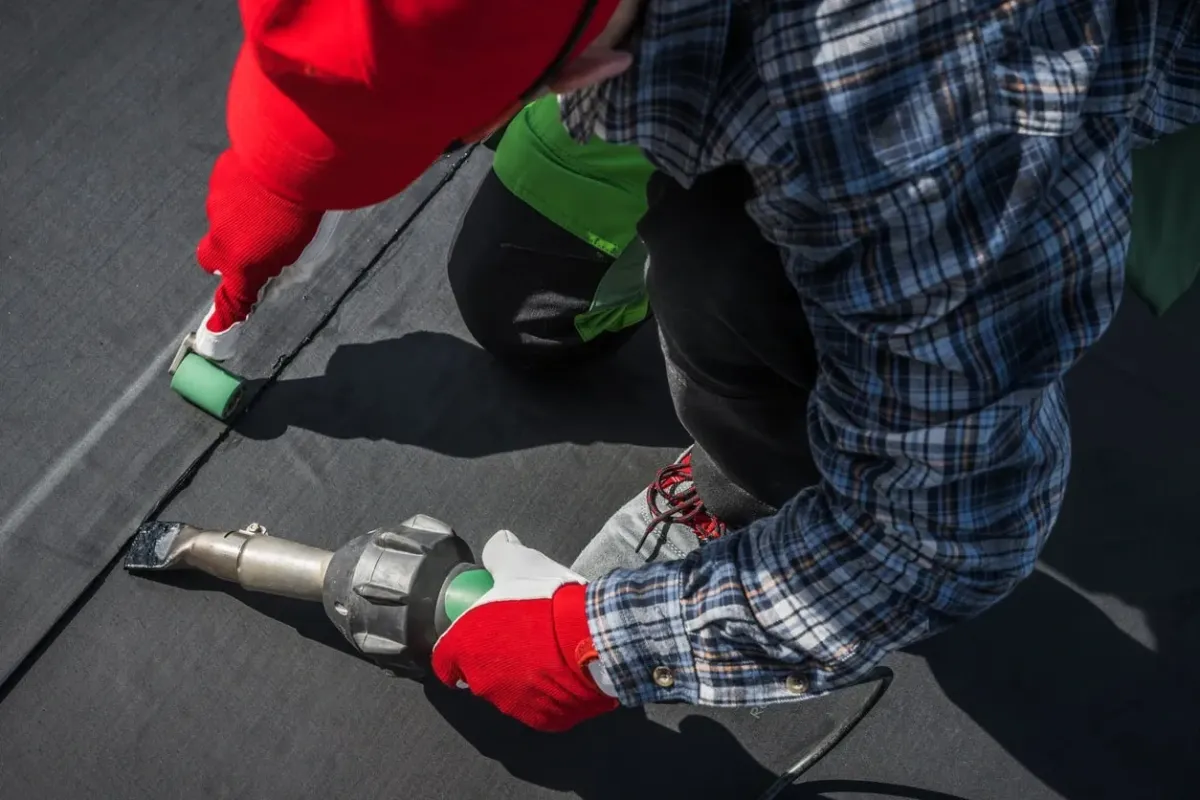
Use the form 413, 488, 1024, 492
170, 353, 245, 420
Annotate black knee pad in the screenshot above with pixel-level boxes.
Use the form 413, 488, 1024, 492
449, 169, 638, 371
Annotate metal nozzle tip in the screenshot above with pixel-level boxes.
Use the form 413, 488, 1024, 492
123, 521, 331, 601
123, 521, 189, 571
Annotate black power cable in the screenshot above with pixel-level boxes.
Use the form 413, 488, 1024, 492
755, 666, 895, 800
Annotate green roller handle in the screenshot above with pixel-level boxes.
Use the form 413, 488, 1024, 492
170, 352, 245, 420
442, 568, 495, 621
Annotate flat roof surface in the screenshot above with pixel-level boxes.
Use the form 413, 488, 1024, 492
2, 2, 1197, 798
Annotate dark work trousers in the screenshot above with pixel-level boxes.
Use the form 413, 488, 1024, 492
448, 164, 820, 525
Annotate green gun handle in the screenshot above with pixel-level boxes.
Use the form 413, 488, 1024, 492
442, 568, 495, 622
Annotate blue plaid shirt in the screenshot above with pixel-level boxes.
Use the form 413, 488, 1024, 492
562, 0, 1200, 707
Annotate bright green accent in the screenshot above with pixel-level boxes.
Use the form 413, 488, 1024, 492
574, 293, 651, 342
586, 232, 620, 257
492, 95, 654, 258
443, 569, 494, 621
170, 353, 244, 419
574, 236, 651, 342
1127, 123, 1200, 316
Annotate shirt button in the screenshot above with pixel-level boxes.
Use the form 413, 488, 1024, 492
652, 666, 675, 688
785, 674, 809, 695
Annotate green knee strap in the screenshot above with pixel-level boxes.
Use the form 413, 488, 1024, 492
492, 96, 655, 342
493, 95, 654, 257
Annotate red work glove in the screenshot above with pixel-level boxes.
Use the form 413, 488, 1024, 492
432, 531, 619, 732
192, 149, 348, 360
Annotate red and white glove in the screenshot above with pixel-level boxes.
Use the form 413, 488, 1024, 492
193, 149, 349, 360
432, 531, 619, 732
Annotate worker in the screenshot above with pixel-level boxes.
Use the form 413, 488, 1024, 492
190, 0, 1200, 732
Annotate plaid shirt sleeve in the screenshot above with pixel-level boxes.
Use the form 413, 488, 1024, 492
573, 0, 1199, 707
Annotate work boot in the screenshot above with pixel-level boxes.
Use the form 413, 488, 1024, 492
570, 447, 729, 580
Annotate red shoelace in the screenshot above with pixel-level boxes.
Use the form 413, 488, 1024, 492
638, 452, 727, 552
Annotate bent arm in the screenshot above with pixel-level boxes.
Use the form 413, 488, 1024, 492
583, 127, 1126, 707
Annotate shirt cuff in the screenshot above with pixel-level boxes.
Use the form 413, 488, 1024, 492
584, 562, 698, 706
582, 505, 914, 708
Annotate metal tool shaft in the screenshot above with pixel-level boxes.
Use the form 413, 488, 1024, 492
170, 527, 333, 601
125, 516, 488, 672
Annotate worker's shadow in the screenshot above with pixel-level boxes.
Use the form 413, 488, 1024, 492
160, 571, 363, 659
235, 329, 689, 454
153, 573, 968, 800
420, 679, 974, 800
908, 572, 1200, 800
157, 570, 967, 800
908, 295, 1200, 799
